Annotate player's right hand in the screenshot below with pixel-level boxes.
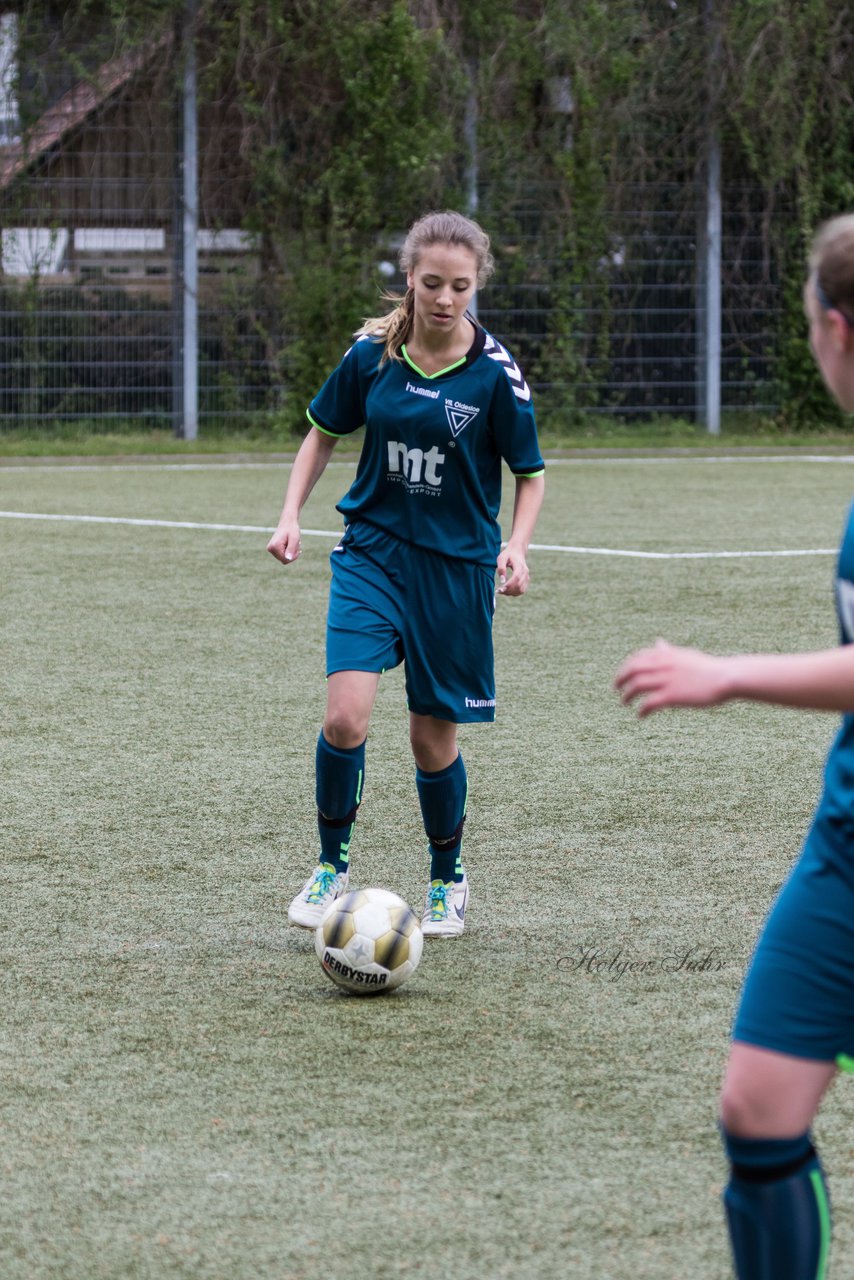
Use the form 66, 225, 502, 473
267, 519, 302, 565
614, 638, 732, 717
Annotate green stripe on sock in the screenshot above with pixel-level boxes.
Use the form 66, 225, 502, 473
836, 1052, 854, 1073
339, 823, 354, 865
810, 1168, 831, 1280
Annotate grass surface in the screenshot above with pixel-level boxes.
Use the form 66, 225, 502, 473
1, 415, 854, 457
4, 454, 854, 1278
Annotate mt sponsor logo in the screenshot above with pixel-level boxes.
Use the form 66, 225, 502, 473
387, 440, 445, 494
444, 398, 480, 437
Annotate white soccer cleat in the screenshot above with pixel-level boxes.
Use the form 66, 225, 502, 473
421, 873, 469, 938
288, 863, 350, 929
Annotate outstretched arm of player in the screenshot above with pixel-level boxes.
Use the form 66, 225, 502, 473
497, 473, 545, 596
267, 427, 338, 565
615, 638, 854, 718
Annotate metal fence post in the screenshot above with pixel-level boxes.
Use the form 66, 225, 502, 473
697, 0, 721, 436
173, 0, 198, 440
702, 134, 722, 435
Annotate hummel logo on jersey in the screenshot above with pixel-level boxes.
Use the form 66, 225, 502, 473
444, 399, 480, 437
388, 441, 445, 491
406, 380, 440, 400
483, 333, 531, 402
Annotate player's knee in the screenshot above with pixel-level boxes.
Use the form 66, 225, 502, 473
409, 723, 456, 772
323, 710, 368, 750
719, 1076, 770, 1136
409, 718, 425, 750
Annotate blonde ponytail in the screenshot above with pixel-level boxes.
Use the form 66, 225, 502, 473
355, 287, 415, 364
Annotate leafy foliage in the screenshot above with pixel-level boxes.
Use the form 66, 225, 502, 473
6, 0, 854, 429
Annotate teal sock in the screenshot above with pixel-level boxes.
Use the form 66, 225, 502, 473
722, 1127, 831, 1279
315, 732, 365, 873
415, 753, 467, 884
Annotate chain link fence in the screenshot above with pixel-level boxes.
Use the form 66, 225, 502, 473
0, 18, 785, 433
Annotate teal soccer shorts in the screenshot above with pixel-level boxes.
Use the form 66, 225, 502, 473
326, 520, 497, 724
733, 817, 854, 1067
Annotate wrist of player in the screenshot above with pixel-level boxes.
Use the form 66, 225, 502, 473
504, 537, 529, 560
701, 653, 741, 705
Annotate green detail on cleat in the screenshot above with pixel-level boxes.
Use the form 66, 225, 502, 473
426, 879, 451, 921
306, 864, 337, 903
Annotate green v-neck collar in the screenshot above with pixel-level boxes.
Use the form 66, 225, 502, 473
401, 320, 485, 381
402, 346, 466, 380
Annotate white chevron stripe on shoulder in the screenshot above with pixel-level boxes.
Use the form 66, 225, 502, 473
484, 334, 531, 402
343, 333, 373, 359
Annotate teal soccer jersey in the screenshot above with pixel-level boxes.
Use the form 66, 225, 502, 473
306, 325, 544, 568
733, 501, 854, 1062
813, 501, 854, 846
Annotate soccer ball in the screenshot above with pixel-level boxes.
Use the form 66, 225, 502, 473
316, 887, 423, 996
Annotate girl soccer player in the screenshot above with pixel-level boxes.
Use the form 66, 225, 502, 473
268, 210, 544, 938
616, 212, 854, 1279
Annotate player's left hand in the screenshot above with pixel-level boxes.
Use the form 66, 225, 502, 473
496, 544, 530, 596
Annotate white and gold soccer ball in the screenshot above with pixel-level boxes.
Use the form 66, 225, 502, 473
316, 887, 423, 995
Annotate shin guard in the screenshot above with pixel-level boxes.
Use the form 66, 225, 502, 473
315, 732, 365, 872
722, 1128, 831, 1280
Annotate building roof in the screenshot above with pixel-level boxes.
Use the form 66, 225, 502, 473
0, 31, 171, 190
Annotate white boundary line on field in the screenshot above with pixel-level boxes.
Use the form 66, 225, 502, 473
0, 510, 340, 537
543, 454, 854, 466
0, 461, 352, 473
0, 510, 837, 560
525, 543, 837, 560
2, 453, 854, 472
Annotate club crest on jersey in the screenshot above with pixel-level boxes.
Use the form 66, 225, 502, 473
444, 399, 480, 438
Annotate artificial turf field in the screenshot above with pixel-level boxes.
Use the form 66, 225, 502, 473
4, 451, 854, 1279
